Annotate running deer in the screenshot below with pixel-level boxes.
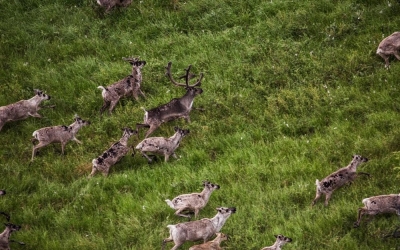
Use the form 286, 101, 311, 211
354, 194, 400, 228
135, 127, 190, 163
312, 155, 369, 206
188, 232, 229, 250
136, 61, 203, 138
98, 57, 146, 115
89, 127, 137, 177
376, 32, 400, 68
165, 181, 220, 218
96, 0, 132, 12
162, 207, 236, 250
31, 115, 90, 161
0, 89, 51, 131
261, 234, 292, 250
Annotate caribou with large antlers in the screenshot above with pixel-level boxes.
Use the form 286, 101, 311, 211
137, 62, 203, 138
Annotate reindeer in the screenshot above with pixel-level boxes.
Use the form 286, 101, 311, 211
89, 127, 137, 177
0, 89, 51, 131
312, 155, 369, 206
96, 0, 132, 12
261, 234, 292, 250
354, 194, 400, 228
135, 127, 190, 163
0, 212, 24, 250
162, 207, 236, 250
136, 61, 203, 138
98, 57, 146, 115
376, 32, 400, 68
165, 181, 220, 219
31, 116, 90, 161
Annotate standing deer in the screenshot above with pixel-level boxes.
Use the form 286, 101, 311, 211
98, 57, 146, 115
136, 62, 203, 138
0, 89, 51, 131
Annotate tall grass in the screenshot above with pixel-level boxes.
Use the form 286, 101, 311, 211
1, 0, 400, 249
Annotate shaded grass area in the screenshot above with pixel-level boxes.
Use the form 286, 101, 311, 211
1, 0, 400, 249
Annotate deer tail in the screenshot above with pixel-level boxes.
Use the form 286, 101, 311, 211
165, 199, 175, 209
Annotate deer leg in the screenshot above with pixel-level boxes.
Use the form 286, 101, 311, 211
381, 55, 390, 68
28, 112, 42, 118
9, 239, 25, 245
311, 187, 322, 206
102, 169, 109, 177
354, 207, 375, 228
88, 166, 97, 178
73, 137, 82, 144
394, 51, 400, 61
358, 172, 370, 177
144, 124, 160, 138
61, 142, 67, 155
31, 141, 50, 161
140, 152, 153, 163
0, 121, 5, 131
138, 89, 146, 99
132, 92, 139, 101
324, 192, 332, 206
170, 243, 183, 250
135, 123, 150, 138
162, 238, 173, 250
184, 115, 191, 123
175, 208, 191, 218
164, 154, 170, 162
100, 101, 110, 115
194, 208, 200, 218
108, 99, 119, 114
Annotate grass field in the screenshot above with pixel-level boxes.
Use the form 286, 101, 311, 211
1, 0, 400, 249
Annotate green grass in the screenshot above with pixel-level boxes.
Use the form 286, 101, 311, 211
1, 0, 400, 249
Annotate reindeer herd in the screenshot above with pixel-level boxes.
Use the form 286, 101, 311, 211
1, 29, 400, 249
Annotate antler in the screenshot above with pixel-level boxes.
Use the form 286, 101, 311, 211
165, 62, 203, 87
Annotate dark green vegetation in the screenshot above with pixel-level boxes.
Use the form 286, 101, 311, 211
1, 0, 400, 249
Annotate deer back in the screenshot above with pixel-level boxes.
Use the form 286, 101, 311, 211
34, 126, 72, 143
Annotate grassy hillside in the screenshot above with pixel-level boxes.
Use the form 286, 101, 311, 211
1, 0, 400, 249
